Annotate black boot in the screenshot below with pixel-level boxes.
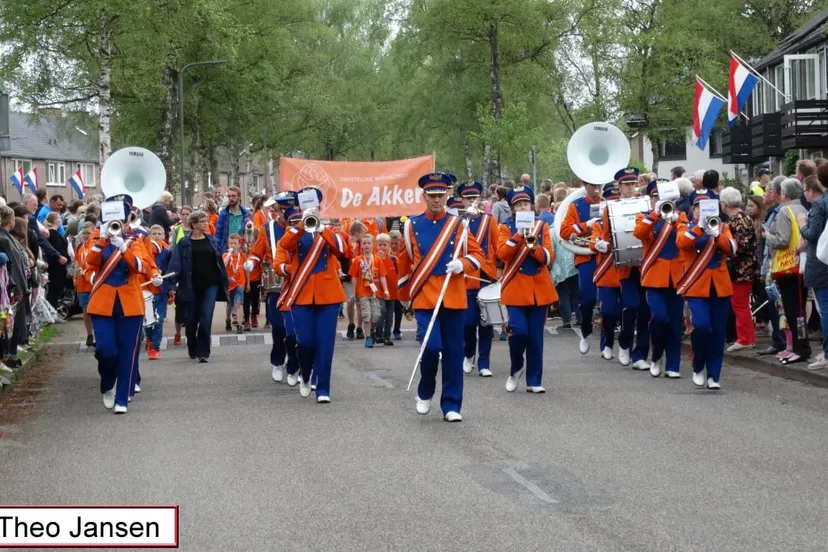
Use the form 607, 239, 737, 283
346, 323, 355, 340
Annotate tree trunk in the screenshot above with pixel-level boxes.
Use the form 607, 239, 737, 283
650, 138, 660, 175
268, 154, 275, 195
157, 62, 177, 186
96, 10, 113, 184
189, 117, 204, 198
231, 142, 240, 189
462, 136, 473, 179
482, 143, 492, 186
488, 23, 503, 182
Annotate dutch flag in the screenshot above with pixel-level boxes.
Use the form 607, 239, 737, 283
693, 78, 725, 151
68, 170, 85, 199
9, 166, 23, 196
23, 168, 37, 193
728, 55, 759, 126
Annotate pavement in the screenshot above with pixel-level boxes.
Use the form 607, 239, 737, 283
2, 313, 828, 551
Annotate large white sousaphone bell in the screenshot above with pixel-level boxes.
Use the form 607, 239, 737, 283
101, 147, 167, 211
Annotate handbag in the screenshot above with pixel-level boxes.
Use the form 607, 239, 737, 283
771, 207, 801, 278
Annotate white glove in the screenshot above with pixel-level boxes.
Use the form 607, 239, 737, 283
151, 275, 164, 287
110, 235, 125, 252
243, 260, 254, 273
668, 212, 679, 223
446, 259, 464, 274
595, 240, 609, 253
655, 200, 664, 214
99, 224, 109, 239
706, 225, 720, 238
586, 217, 599, 228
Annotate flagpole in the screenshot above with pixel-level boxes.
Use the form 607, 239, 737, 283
730, 51, 791, 101
696, 76, 749, 119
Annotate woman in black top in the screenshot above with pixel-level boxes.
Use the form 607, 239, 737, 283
44, 212, 69, 308
167, 210, 229, 362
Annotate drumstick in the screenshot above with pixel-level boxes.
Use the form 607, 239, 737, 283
141, 272, 176, 287
464, 274, 495, 284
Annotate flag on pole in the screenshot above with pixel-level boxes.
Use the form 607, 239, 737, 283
693, 77, 726, 151
9, 166, 23, 196
23, 168, 37, 193
68, 170, 85, 199
728, 55, 759, 126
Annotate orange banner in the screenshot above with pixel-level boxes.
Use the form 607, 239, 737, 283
279, 155, 436, 219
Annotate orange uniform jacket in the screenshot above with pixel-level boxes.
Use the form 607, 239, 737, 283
589, 215, 621, 288
675, 222, 736, 298
380, 254, 399, 300
249, 219, 290, 283
397, 212, 484, 310
278, 225, 347, 306
632, 211, 688, 289
74, 241, 93, 294
253, 209, 269, 229
496, 221, 558, 306
465, 214, 499, 291
560, 195, 602, 266
84, 236, 150, 317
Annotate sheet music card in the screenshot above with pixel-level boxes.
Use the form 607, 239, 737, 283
101, 201, 125, 222
515, 211, 535, 230
298, 191, 320, 211
699, 199, 719, 226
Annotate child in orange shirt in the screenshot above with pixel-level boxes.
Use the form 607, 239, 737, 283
145, 224, 172, 359
388, 229, 404, 340
345, 221, 367, 339
74, 221, 96, 347
222, 233, 249, 334
348, 234, 390, 348
376, 233, 398, 345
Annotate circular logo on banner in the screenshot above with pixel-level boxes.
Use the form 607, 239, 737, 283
292, 164, 336, 213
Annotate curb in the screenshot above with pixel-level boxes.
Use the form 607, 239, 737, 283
0, 329, 53, 393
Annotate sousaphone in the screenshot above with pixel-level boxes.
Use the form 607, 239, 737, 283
101, 147, 167, 213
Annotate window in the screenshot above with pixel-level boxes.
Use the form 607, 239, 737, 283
79, 163, 96, 188
708, 130, 723, 157
775, 65, 786, 107
46, 162, 66, 186
12, 159, 32, 174
763, 68, 775, 113
820, 48, 826, 99
659, 139, 686, 161
252, 174, 260, 190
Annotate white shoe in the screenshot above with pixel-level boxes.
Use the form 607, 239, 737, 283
0, 363, 13, 375
478, 368, 493, 377
618, 348, 631, 366
692, 371, 706, 387
506, 369, 523, 392
128, 396, 132, 402
271, 364, 285, 383
416, 397, 431, 415
601, 346, 613, 360
632, 359, 650, 371
114, 405, 127, 414
317, 395, 330, 403
526, 386, 546, 393
444, 411, 462, 422
286, 372, 299, 387
649, 359, 662, 377
665, 370, 681, 379
299, 379, 312, 398
134, 384, 141, 393
102, 388, 115, 410
727, 342, 754, 353
311, 384, 317, 391
463, 357, 474, 374
707, 378, 721, 390
579, 337, 590, 354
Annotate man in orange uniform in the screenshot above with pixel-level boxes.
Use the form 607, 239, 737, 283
397, 173, 484, 422
455, 181, 498, 378
85, 195, 162, 414
560, 180, 603, 354
589, 182, 623, 362
676, 190, 736, 390
632, 180, 688, 378
277, 186, 347, 403
496, 186, 557, 394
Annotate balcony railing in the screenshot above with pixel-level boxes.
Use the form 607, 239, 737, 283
722, 125, 752, 164
780, 99, 828, 151
751, 113, 783, 158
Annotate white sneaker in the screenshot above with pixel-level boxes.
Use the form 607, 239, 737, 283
692, 371, 706, 387
317, 395, 330, 403
443, 411, 462, 422
311, 384, 317, 391
618, 348, 631, 366
727, 342, 754, 353
102, 388, 115, 410
299, 379, 312, 398
463, 357, 474, 374
271, 364, 285, 383
649, 359, 662, 377
526, 386, 546, 393
478, 368, 493, 377
601, 346, 613, 360
134, 384, 141, 393
665, 370, 681, 379
114, 405, 127, 414
506, 369, 523, 392
286, 372, 299, 387
632, 359, 650, 371
416, 397, 431, 415
579, 337, 590, 354
707, 378, 721, 390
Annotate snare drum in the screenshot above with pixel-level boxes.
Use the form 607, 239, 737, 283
142, 290, 157, 327
476, 282, 507, 327
606, 196, 650, 267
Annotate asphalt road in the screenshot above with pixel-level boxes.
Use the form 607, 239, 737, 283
2, 324, 828, 552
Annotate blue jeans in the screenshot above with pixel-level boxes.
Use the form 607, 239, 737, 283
144, 294, 168, 350
813, 286, 828, 357
186, 285, 218, 359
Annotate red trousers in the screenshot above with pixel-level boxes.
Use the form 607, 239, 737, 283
731, 281, 756, 345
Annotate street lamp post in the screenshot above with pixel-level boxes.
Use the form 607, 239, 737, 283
179, 59, 227, 206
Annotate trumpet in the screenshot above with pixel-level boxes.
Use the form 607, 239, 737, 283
127, 207, 143, 231
106, 220, 123, 237
569, 235, 592, 247
303, 208, 321, 233
464, 204, 480, 218
523, 228, 537, 250
659, 200, 676, 218
704, 216, 721, 232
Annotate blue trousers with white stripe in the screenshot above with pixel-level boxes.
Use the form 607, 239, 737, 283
646, 287, 684, 373
506, 305, 547, 386
292, 304, 339, 396
266, 293, 288, 368
463, 289, 493, 370
91, 298, 143, 408
598, 287, 620, 350
620, 272, 650, 362
414, 308, 464, 415
687, 294, 730, 382
578, 258, 599, 340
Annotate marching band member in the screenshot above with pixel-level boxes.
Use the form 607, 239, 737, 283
84, 194, 160, 414
497, 186, 557, 393
273, 208, 304, 386
397, 173, 484, 422
560, 180, 603, 354
246, 191, 296, 382
277, 187, 347, 403
589, 182, 623, 361
632, 180, 687, 378
456, 181, 498, 377
676, 190, 735, 390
